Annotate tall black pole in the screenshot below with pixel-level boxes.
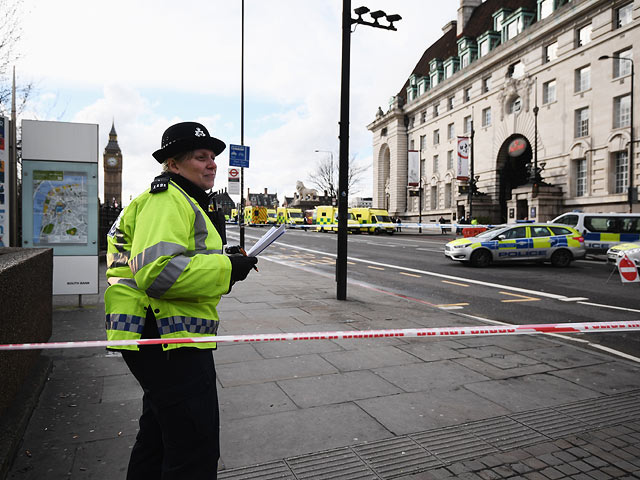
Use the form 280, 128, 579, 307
337, 0, 351, 300
468, 120, 474, 221
418, 151, 422, 234
239, 0, 245, 248
9, 67, 17, 246
534, 77, 539, 184
629, 61, 635, 213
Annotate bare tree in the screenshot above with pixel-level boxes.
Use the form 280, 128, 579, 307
0, 0, 32, 116
308, 154, 370, 199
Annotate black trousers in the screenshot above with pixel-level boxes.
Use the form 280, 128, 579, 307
122, 347, 219, 480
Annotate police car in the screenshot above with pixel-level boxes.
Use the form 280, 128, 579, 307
444, 223, 586, 267
606, 242, 640, 266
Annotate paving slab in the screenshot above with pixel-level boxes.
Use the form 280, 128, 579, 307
277, 370, 403, 408
322, 345, 422, 372
373, 360, 491, 393
520, 345, 612, 369
465, 373, 603, 411
550, 362, 640, 394
216, 353, 339, 387
218, 382, 298, 420
219, 403, 393, 468
356, 389, 511, 435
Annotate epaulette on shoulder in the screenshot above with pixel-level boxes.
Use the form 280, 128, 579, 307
150, 174, 170, 194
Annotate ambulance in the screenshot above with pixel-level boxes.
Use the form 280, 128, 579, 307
277, 207, 305, 226
244, 206, 268, 225
315, 206, 337, 232
350, 208, 395, 235
550, 212, 640, 253
314, 206, 359, 233
230, 209, 239, 223
266, 208, 277, 224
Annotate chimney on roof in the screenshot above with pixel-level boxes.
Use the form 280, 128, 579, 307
264, 188, 268, 194
442, 20, 457, 34
457, 0, 482, 35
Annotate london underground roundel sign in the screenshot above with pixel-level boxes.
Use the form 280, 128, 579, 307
508, 137, 527, 157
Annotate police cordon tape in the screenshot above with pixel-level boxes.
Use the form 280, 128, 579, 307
228, 222, 486, 230
1, 321, 639, 351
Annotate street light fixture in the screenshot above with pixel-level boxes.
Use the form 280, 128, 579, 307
599, 54, 635, 213
337, 2, 400, 300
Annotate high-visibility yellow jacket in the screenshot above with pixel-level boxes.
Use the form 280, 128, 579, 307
105, 178, 232, 351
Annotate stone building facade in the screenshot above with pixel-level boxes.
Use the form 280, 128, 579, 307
368, 0, 638, 223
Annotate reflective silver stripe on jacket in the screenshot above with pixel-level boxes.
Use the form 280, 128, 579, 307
129, 242, 222, 275
157, 315, 219, 336
105, 313, 145, 334
129, 241, 185, 275
145, 255, 191, 298
107, 251, 130, 269
107, 277, 139, 289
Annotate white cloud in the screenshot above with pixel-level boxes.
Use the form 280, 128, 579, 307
14, 0, 455, 205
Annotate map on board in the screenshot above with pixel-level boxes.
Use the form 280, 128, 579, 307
32, 170, 88, 245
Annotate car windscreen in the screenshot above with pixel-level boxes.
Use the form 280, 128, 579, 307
475, 226, 505, 238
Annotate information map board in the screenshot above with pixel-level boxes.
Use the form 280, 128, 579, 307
21, 120, 99, 295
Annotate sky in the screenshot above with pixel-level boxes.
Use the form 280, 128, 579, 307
13, 0, 454, 206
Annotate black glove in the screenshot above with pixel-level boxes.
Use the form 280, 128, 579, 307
229, 255, 258, 283
225, 245, 242, 255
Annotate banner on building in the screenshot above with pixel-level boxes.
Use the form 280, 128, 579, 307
456, 136, 469, 181
408, 150, 419, 187
0, 117, 9, 247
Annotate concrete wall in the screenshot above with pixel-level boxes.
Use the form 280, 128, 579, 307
0, 248, 53, 417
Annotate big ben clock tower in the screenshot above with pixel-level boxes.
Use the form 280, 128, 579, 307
103, 121, 123, 206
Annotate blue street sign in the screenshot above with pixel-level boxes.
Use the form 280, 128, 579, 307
229, 144, 250, 168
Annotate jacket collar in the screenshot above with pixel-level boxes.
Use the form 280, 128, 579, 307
167, 173, 211, 212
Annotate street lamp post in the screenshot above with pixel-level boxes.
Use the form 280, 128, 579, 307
599, 54, 635, 213
337, 2, 400, 300
314, 149, 335, 201
533, 77, 540, 184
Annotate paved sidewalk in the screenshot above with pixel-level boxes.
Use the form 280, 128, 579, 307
5, 254, 640, 479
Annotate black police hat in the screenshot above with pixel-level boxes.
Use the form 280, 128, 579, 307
152, 121, 226, 163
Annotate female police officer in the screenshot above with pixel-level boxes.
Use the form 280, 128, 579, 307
104, 121, 257, 479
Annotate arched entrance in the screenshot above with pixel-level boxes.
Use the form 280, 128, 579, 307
497, 134, 532, 222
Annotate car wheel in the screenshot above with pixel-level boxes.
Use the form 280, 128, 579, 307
470, 249, 492, 268
551, 249, 572, 267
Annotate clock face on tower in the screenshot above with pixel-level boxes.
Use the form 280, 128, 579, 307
106, 157, 118, 167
